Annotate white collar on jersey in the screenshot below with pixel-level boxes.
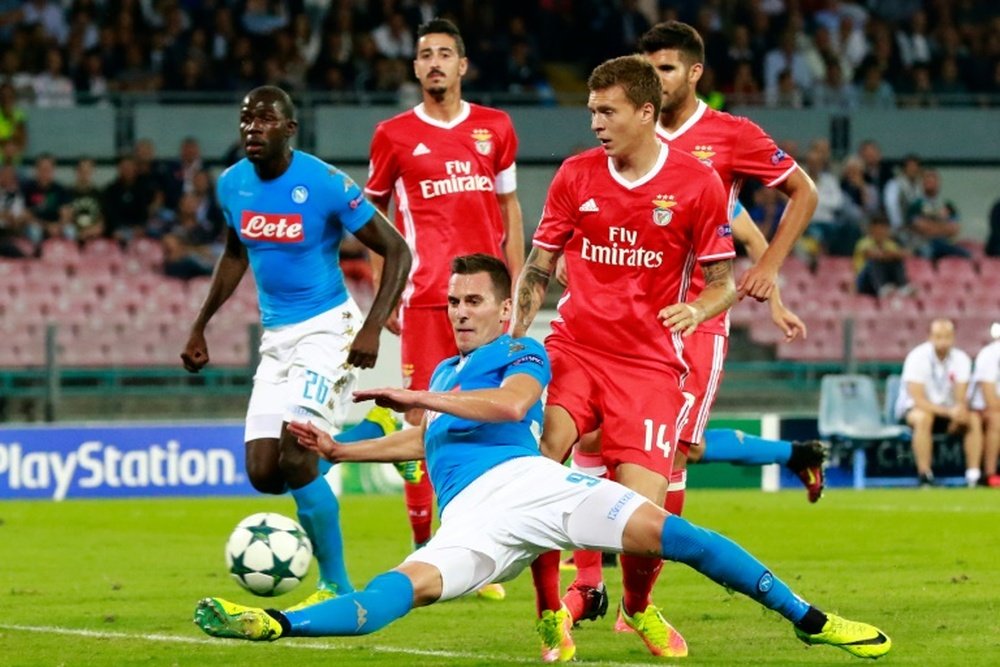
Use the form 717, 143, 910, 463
656, 99, 708, 142
607, 142, 669, 190
413, 100, 471, 129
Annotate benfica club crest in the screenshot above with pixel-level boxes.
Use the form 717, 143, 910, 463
652, 195, 677, 226
691, 144, 715, 167
471, 128, 493, 155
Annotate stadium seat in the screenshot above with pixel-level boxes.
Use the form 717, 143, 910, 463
818, 374, 911, 488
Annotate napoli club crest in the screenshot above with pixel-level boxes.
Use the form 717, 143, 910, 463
652, 195, 677, 226
291, 185, 309, 203
471, 128, 493, 155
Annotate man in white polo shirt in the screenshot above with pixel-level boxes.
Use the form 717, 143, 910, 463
969, 333, 1000, 487
894, 319, 982, 486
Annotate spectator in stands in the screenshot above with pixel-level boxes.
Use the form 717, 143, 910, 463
102, 153, 156, 242
241, 0, 288, 36
73, 50, 109, 104
0, 82, 25, 162
20, 0, 68, 46
725, 61, 762, 105
897, 64, 935, 107
811, 59, 857, 109
800, 144, 849, 258
165, 136, 203, 209
841, 155, 880, 219
857, 139, 892, 194
895, 319, 982, 487
23, 152, 68, 244
934, 57, 969, 105
0, 162, 28, 257
853, 214, 910, 297
162, 192, 216, 279
986, 198, 1000, 257
32, 47, 75, 107
766, 68, 804, 107
763, 31, 812, 97
906, 169, 970, 260
67, 156, 103, 242
854, 63, 896, 108
883, 153, 922, 231
970, 335, 1000, 487
372, 12, 414, 59
895, 9, 932, 70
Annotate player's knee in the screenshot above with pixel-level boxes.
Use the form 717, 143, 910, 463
683, 442, 702, 464
245, 456, 284, 494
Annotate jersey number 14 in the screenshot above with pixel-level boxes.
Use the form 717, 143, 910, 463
643, 419, 672, 458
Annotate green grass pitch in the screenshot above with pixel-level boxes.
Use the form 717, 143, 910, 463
2, 488, 999, 666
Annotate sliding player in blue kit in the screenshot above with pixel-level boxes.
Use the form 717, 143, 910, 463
193, 254, 890, 663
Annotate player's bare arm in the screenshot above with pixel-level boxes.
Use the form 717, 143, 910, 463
290, 420, 426, 463
350, 210, 412, 368
731, 210, 807, 341
181, 227, 249, 373
366, 200, 402, 335
659, 259, 735, 336
738, 168, 817, 301
498, 191, 525, 288
359, 373, 543, 424
511, 247, 556, 337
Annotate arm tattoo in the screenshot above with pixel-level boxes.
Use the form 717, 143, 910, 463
516, 264, 551, 331
702, 259, 733, 287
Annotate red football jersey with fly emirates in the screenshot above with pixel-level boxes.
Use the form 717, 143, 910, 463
366, 101, 518, 308
656, 100, 799, 336
533, 143, 735, 374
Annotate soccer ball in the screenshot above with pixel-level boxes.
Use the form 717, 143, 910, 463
225, 512, 313, 596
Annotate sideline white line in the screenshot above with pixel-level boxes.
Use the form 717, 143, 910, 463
0, 623, 659, 666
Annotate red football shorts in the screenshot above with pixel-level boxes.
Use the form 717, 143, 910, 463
400, 306, 458, 391
677, 330, 728, 446
546, 337, 691, 477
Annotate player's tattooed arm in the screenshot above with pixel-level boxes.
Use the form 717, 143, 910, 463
511, 247, 556, 337
658, 259, 736, 336
695, 259, 737, 319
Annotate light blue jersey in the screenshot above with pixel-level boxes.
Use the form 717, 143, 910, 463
217, 151, 377, 327
424, 334, 551, 511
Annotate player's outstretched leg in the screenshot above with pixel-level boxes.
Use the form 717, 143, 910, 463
655, 513, 890, 659
701, 430, 828, 503
195, 571, 415, 641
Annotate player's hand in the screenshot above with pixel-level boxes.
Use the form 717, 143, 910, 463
770, 302, 807, 342
384, 304, 402, 336
180, 330, 209, 373
288, 421, 343, 462
354, 387, 421, 413
554, 254, 569, 288
347, 323, 381, 368
658, 303, 703, 337
737, 262, 778, 302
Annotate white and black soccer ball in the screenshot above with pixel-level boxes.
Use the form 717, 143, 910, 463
225, 512, 313, 596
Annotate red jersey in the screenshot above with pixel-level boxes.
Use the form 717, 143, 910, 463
366, 101, 518, 308
533, 144, 734, 373
657, 101, 797, 335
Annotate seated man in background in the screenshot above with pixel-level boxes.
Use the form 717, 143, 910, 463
894, 319, 982, 486
905, 170, 969, 261
853, 214, 911, 298
969, 333, 1000, 487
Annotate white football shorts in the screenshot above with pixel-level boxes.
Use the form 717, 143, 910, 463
244, 300, 363, 442
403, 456, 649, 601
